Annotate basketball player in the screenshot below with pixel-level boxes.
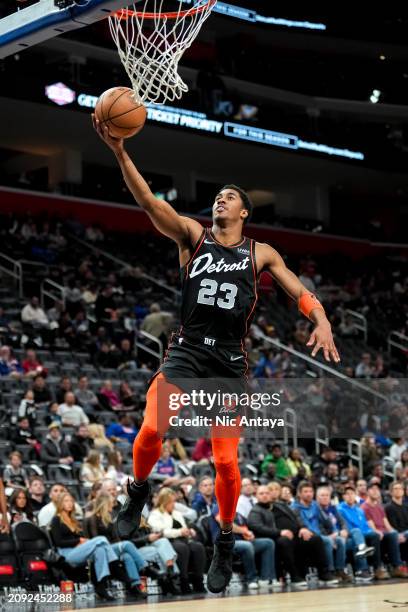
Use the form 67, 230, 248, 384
92, 115, 340, 593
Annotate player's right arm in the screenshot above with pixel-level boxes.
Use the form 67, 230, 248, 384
92, 116, 203, 246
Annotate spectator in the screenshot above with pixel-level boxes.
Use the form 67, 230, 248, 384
28, 476, 49, 513
119, 382, 138, 410
74, 376, 99, 412
212, 498, 277, 590
12, 416, 41, 458
95, 285, 118, 325
99, 380, 121, 411
140, 303, 172, 346
101, 479, 122, 519
55, 377, 73, 405
0, 479, 9, 534
17, 390, 37, 428
385, 482, 408, 563
46, 402, 62, 426
191, 476, 217, 518
8, 488, 34, 525
191, 437, 212, 463
287, 448, 312, 478
395, 450, 408, 481
291, 481, 347, 581
87, 424, 114, 451
38, 483, 83, 528
261, 444, 291, 480
131, 515, 180, 594
21, 296, 50, 330
50, 492, 120, 601
172, 485, 197, 523
106, 450, 130, 486
94, 342, 119, 369
362, 482, 407, 578
21, 349, 47, 378
355, 353, 373, 378
40, 422, 74, 466
152, 444, 194, 488
389, 438, 407, 464
84, 492, 148, 599
3, 451, 28, 491
249, 483, 334, 586
338, 485, 386, 581
106, 413, 138, 445
236, 478, 257, 519
80, 450, 106, 489
117, 338, 138, 371
69, 424, 93, 462
356, 479, 368, 504
148, 488, 206, 594
32, 375, 52, 405
58, 392, 89, 427
0, 345, 23, 378
280, 484, 294, 505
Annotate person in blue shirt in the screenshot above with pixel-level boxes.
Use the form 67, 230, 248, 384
191, 476, 218, 518
338, 485, 385, 580
106, 413, 138, 445
292, 481, 348, 582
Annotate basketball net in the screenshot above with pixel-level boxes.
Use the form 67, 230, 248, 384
109, 0, 217, 105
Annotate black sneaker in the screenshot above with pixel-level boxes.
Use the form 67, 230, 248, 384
115, 479, 150, 539
207, 532, 234, 594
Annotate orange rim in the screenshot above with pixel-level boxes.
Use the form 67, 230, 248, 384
113, 0, 216, 20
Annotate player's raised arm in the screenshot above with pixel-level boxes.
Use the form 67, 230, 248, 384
257, 243, 340, 363
92, 115, 203, 245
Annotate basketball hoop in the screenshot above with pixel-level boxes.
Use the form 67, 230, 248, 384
109, 0, 217, 105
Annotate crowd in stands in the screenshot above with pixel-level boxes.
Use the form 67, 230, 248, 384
0, 212, 406, 598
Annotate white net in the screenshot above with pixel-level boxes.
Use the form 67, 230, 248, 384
109, 0, 217, 105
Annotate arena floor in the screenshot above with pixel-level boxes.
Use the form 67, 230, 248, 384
73, 582, 408, 611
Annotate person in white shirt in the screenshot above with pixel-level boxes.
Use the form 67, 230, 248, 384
389, 438, 407, 464
38, 482, 83, 528
21, 297, 50, 328
148, 487, 206, 594
58, 392, 89, 427
236, 478, 257, 518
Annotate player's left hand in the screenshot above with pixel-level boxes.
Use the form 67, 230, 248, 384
307, 321, 340, 363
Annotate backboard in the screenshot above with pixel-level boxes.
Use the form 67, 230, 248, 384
0, 0, 142, 59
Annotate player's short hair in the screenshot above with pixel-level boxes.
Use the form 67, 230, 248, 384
221, 184, 253, 224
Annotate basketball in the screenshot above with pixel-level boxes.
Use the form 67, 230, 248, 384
94, 86, 147, 139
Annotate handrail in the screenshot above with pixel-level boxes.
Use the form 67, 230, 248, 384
348, 439, 363, 477
68, 233, 180, 297
388, 331, 408, 355
40, 279, 65, 309
252, 328, 388, 401
283, 407, 297, 451
345, 309, 367, 342
315, 424, 329, 455
137, 330, 164, 362
0, 252, 23, 297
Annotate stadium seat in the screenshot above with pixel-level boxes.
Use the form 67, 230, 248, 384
13, 522, 54, 588
0, 533, 19, 587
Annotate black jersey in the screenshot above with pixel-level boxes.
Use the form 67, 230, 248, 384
179, 228, 258, 347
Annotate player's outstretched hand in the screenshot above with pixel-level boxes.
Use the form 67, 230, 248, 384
307, 321, 340, 363
92, 114, 124, 154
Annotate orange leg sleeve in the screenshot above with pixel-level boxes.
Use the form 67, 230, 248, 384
132, 372, 181, 482
212, 436, 241, 524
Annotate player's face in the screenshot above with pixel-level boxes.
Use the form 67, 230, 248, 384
213, 189, 248, 225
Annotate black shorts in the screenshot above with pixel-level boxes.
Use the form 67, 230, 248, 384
151, 334, 248, 421
161, 334, 247, 381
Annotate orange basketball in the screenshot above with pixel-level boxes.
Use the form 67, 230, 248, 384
94, 86, 147, 139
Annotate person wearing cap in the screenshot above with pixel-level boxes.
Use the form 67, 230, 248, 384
40, 422, 74, 466
362, 482, 408, 579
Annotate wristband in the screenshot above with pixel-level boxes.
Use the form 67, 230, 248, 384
298, 293, 325, 320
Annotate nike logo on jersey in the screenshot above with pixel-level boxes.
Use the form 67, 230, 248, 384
190, 253, 250, 278
204, 240, 214, 244
230, 355, 244, 361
